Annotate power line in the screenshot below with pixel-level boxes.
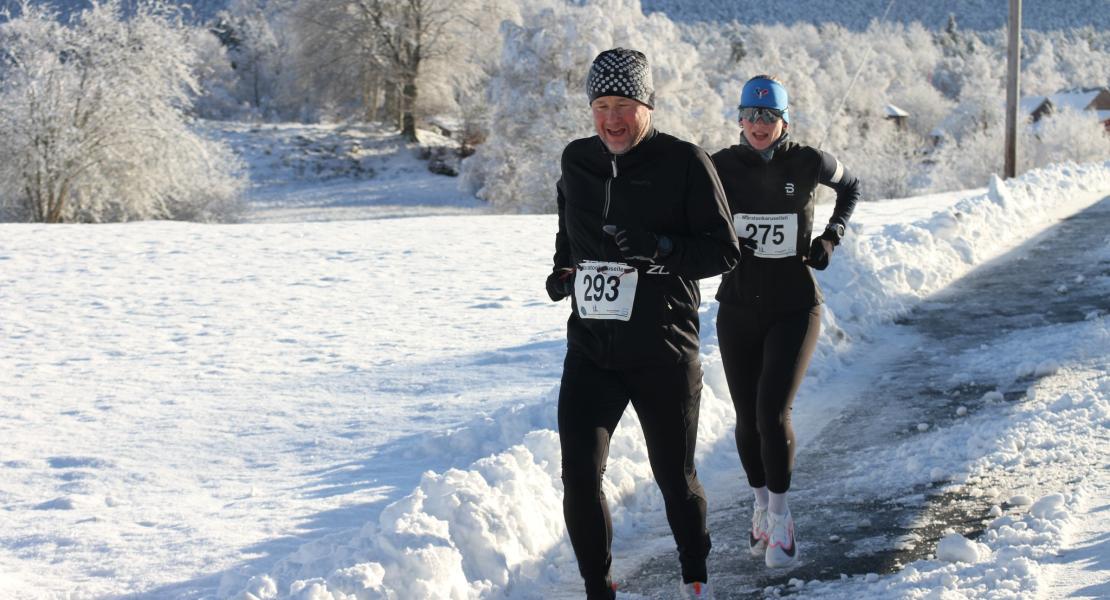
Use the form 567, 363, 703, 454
817, 0, 899, 150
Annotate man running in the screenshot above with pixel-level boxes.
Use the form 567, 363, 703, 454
545, 47, 740, 600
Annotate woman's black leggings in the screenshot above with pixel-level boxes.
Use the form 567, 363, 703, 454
558, 350, 711, 597
718, 303, 821, 494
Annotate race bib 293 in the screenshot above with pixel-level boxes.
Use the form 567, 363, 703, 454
574, 260, 638, 321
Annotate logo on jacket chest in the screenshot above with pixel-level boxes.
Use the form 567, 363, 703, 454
785, 182, 795, 196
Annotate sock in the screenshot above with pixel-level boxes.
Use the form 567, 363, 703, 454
753, 486, 769, 508
768, 491, 788, 516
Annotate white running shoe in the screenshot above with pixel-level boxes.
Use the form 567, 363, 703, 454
765, 509, 798, 568
678, 580, 714, 599
749, 503, 769, 557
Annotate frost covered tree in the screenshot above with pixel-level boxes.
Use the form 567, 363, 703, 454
849, 121, 926, 200
208, 0, 287, 117
286, 0, 504, 138
280, 0, 385, 122
0, 1, 244, 223
1025, 109, 1110, 169
414, 0, 520, 150
365, 0, 452, 140
461, 0, 731, 213
924, 88, 1007, 191
190, 21, 242, 118
460, 3, 1107, 209
1042, 27, 1110, 93
1020, 34, 1068, 97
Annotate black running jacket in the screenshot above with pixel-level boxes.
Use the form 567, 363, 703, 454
712, 140, 859, 311
553, 129, 740, 369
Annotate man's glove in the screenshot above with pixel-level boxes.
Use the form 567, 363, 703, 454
545, 267, 575, 301
739, 237, 758, 257
602, 224, 667, 262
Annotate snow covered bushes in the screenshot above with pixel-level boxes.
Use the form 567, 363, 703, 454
460, 0, 731, 213
0, 1, 244, 223
1024, 108, 1110, 170
928, 104, 1110, 194
463, 2, 1109, 211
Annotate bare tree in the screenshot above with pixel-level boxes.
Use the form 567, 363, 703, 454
289, 0, 465, 140
365, 0, 456, 140
285, 0, 383, 122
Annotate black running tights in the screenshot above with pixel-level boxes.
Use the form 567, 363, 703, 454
718, 303, 821, 494
558, 351, 711, 597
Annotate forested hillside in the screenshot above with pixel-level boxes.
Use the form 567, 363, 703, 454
1, 0, 1107, 222
640, 0, 1110, 31
10, 0, 1107, 31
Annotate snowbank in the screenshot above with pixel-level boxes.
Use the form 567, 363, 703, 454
823, 161, 1110, 333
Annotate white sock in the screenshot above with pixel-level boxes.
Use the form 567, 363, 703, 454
768, 491, 788, 516
753, 486, 769, 508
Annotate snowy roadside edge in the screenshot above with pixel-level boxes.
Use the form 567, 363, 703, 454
770, 358, 1109, 599
823, 160, 1110, 338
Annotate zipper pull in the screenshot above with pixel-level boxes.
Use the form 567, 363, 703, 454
611, 156, 618, 178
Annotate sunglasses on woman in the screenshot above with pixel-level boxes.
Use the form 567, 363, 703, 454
739, 106, 784, 124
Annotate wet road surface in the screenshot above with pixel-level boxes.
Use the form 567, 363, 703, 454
620, 196, 1110, 598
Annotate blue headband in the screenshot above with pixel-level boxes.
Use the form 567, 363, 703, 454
740, 77, 789, 123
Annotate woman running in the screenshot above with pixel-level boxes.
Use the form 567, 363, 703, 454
712, 75, 860, 568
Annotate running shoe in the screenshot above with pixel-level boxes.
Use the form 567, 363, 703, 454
750, 503, 769, 556
765, 509, 798, 568
678, 580, 714, 599
586, 579, 617, 599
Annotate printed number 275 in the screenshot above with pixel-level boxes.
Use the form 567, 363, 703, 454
744, 223, 784, 245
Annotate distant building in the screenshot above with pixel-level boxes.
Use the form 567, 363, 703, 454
1023, 87, 1110, 131
885, 104, 910, 129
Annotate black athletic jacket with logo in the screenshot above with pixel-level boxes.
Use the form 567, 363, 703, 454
553, 128, 740, 369
712, 140, 859, 311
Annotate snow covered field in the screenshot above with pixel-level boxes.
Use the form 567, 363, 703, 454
214, 122, 487, 223
1, 141, 1108, 599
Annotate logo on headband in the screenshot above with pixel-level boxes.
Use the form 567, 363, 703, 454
755, 88, 770, 98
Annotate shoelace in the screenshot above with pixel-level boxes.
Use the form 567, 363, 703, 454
768, 514, 794, 549
753, 506, 768, 539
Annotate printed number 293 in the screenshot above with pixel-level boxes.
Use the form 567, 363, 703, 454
582, 273, 620, 301
744, 223, 785, 245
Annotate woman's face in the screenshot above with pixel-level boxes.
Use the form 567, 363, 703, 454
741, 112, 787, 151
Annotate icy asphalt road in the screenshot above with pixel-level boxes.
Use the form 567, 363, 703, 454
620, 196, 1110, 599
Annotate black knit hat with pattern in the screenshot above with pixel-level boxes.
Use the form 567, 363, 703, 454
586, 48, 655, 108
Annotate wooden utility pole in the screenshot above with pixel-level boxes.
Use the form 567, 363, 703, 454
1004, 0, 1022, 178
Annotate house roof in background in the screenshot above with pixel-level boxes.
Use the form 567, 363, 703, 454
1047, 89, 1103, 112
885, 104, 910, 118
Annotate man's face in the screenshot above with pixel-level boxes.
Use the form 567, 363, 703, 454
591, 96, 652, 154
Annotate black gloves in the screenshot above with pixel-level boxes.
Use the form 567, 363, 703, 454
805, 237, 831, 270
546, 268, 575, 301
602, 224, 671, 262
804, 226, 843, 270
739, 237, 758, 257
